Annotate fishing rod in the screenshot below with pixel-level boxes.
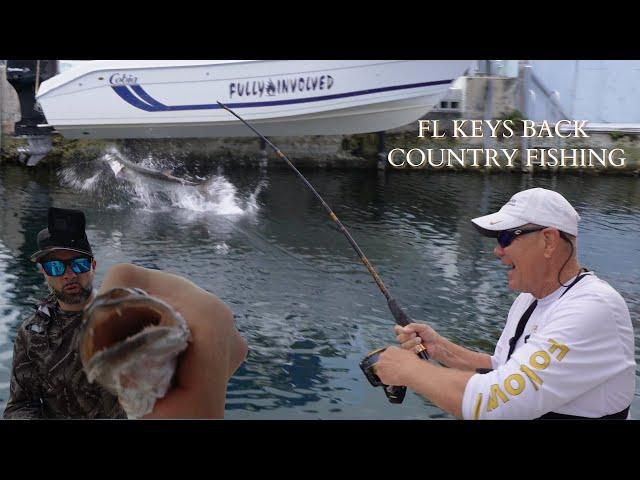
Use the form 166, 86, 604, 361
218, 102, 428, 403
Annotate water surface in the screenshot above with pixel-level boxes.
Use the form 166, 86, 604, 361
0, 152, 638, 419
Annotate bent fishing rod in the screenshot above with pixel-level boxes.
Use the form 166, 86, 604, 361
218, 101, 428, 364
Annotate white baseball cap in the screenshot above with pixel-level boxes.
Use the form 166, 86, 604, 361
471, 188, 580, 237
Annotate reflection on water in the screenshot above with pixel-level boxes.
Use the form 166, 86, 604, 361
0, 158, 639, 419
0, 240, 19, 398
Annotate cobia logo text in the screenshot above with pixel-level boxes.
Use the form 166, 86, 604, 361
109, 73, 139, 85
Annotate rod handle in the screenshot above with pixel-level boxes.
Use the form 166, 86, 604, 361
387, 297, 410, 326
416, 347, 429, 361
387, 298, 429, 360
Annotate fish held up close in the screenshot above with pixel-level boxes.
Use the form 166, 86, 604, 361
79, 287, 191, 418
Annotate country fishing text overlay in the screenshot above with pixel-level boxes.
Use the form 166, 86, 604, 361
387, 120, 627, 169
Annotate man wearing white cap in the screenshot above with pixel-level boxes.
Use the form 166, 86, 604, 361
374, 187, 635, 419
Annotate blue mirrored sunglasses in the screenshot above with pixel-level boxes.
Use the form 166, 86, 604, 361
41, 257, 92, 277
497, 227, 545, 248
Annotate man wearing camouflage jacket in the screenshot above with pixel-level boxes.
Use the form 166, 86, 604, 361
3, 207, 126, 419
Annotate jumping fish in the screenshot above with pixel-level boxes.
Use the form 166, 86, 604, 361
79, 287, 191, 419
111, 156, 205, 187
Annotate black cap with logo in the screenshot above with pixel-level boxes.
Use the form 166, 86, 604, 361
30, 207, 93, 263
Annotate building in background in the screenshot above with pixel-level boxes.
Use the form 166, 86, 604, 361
529, 60, 640, 130
433, 60, 640, 132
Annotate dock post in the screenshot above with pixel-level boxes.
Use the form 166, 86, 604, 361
483, 62, 494, 170
377, 131, 386, 170
259, 137, 268, 168
521, 63, 533, 174
0, 63, 4, 155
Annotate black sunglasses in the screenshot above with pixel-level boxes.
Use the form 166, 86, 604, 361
497, 227, 546, 248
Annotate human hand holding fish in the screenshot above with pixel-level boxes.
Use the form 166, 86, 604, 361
79, 263, 248, 419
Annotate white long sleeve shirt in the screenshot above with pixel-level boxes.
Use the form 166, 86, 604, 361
462, 273, 636, 419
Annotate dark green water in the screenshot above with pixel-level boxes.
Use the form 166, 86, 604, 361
0, 157, 638, 419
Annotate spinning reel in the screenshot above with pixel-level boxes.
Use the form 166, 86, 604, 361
359, 347, 407, 404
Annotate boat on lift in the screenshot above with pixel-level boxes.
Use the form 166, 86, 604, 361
35, 60, 472, 139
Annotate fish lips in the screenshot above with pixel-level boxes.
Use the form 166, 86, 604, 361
79, 288, 190, 378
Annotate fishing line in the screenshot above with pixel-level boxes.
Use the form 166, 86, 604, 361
218, 101, 428, 361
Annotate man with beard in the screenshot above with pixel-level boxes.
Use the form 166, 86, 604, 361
3, 207, 126, 418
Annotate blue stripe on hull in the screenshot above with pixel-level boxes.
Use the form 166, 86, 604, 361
112, 79, 453, 112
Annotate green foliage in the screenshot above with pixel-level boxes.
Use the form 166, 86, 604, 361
609, 131, 626, 141
501, 109, 525, 123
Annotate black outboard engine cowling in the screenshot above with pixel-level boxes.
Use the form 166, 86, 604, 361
6, 60, 57, 136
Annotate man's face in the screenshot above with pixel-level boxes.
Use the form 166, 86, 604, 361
493, 229, 547, 293
39, 250, 96, 306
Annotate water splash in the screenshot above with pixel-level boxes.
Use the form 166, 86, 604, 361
170, 177, 245, 214
59, 145, 264, 216
58, 168, 104, 193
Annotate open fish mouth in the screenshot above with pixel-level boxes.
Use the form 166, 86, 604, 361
80, 287, 191, 418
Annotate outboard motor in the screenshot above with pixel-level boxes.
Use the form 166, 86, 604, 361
6, 60, 57, 165
6, 60, 57, 135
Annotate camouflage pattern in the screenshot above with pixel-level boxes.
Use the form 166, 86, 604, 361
3, 293, 127, 419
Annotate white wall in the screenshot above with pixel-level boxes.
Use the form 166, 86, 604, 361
529, 60, 640, 123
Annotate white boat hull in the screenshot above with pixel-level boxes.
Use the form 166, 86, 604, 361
36, 60, 472, 139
